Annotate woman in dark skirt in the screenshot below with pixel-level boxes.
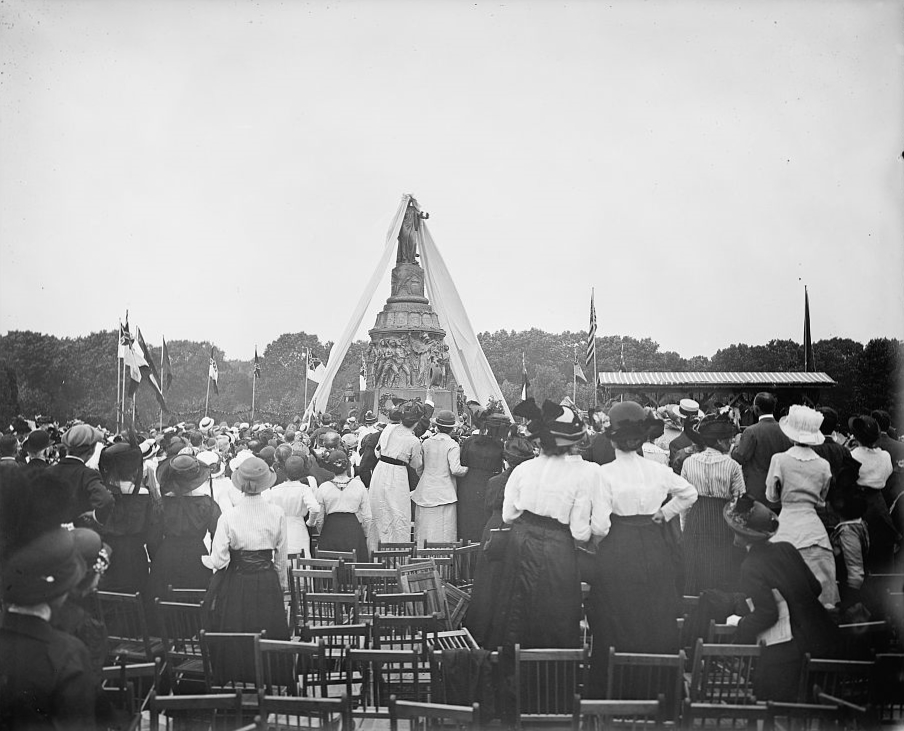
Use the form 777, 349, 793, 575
456, 409, 506, 543
484, 399, 605, 651
313, 449, 371, 561
679, 411, 747, 595
98, 441, 158, 596
206, 456, 289, 649
464, 434, 535, 646
146, 453, 221, 604
587, 401, 697, 696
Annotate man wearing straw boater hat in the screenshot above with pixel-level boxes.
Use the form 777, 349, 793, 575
722, 496, 838, 702
411, 409, 469, 546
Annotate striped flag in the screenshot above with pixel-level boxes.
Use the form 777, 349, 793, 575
585, 290, 597, 370
118, 311, 133, 358
208, 348, 219, 395
254, 347, 262, 380
134, 328, 168, 411
359, 352, 367, 391
520, 352, 529, 401
573, 353, 588, 384
161, 337, 173, 392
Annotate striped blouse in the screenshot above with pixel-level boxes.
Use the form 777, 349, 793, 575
680, 448, 746, 501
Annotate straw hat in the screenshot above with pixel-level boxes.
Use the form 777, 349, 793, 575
779, 405, 825, 446
231, 456, 277, 495
430, 409, 458, 429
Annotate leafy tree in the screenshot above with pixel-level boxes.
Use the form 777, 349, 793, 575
853, 338, 903, 422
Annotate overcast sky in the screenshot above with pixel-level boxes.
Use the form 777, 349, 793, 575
2, 0, 903, 363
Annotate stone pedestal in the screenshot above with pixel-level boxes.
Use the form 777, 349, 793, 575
365, 262, 459, 418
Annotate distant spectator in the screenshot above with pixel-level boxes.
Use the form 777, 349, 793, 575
731, 392, 792, 507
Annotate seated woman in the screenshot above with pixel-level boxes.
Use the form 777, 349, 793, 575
483, 398, 605, 651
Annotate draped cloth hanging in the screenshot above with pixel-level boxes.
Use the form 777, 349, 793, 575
305, 195, 511, 422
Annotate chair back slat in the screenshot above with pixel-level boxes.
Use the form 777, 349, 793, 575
514, 644, 588, 728
256, 638, 326, 697
96, 590, 156, 663
689, 640, 760, 705
574, 695, 664, 731
389, 696, 479, 731
605, 648, 685, 723
199, 631, 263, 692
301, 591, 359, 626
147, 690, 248, 731
258, 690, 353, 731
346, 648, 424, 716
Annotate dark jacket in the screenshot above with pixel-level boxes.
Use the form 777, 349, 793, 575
731, 417, 792, 504
735, 541, 837, 657
0, 611, 96, 731
45, 456, 114, 524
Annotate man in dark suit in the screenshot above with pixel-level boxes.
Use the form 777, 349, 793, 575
872, 410, 904, 501
45, 424, 113, 528
724, 497, 838, 702
731, 392, 792, 507
21, 429, 53, 477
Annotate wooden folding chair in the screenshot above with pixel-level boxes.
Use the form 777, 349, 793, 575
796, 656, 873, 705
96, 590, 164, 663
101, 658, 163, 728
379, 541, 417, 554
316, 548, 357, 562
514, 644, 589, 729
397, 560, 450, 628
605, 648, 686, 725
705, 620, 737, 644
200, 631, 263, 692
339, 561, 386, 592
443, 582, 470, 630
688, 640, 760, 705
451, 543, 480, 590
257, 690, 353, 730
291, 556, 342, 570
423, 540, 464, 550
681, 699, 768, 729
389, 696, 480, 731
572, 694, 665, 730
165, 585, 208, 604
428, 628, 479, 652
372, 592, 429, 618
301, 591, 359, 626
147, 689, 249, 731
346, 648, 426, 718
765, 700, 844, 731
155, 598, 206, 690
429, 648, 500, 709
289, 568, 339, 633
375, 548, 416, 570
256, 638, 326, 697
372, 613, 437, 654
301, 622, 369, 694
352, 566, 400, 618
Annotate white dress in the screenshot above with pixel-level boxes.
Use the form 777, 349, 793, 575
265, 477, 320, 557
368, 424, 423, 552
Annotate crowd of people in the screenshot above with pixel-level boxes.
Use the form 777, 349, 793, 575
1, 390, 902, 727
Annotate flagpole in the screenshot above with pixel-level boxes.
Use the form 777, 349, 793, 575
116, 351, 122, 433
121, 360, 128, 433
204, 374, 211, 418
573, 344, 578, 405
159, 337, 165, 430
592, 289, 598, 409
251, 367, 257, 422
303, 347, 309, 418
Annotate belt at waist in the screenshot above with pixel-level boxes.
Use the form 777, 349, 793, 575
610, 513, 657, 527
518, 510, 569, 532
229, 549, 274, 572
379, 455, 408, 467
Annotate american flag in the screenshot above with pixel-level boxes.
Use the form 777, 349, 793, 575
208, 348, 219, 395
254, 347, 262, 380
585, 289, 597, 370
359, 352, 367, 391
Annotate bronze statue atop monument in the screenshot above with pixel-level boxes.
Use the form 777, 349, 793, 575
364, 195, 459, 417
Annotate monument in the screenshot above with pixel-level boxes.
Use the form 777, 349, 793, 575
363, 197, 461, 417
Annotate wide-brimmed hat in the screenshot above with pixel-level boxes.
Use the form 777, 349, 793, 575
695, 411, 738, 441
363, 410, 378, 425
159, 454, 211, 495
23, 429, 51, 453
723, 495, 779, 542
198, 416, 215, 431
513, 398, 586, 448
139, 438, 160, 460
431, 409, 458, 429
231, 456, 277, 495
849, 415, 880, 447
229, 449, 254, 473
2, 527, 86, 605
779, 405, 825, 445
400, 402, 424, 427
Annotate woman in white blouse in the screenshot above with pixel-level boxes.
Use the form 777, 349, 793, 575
313, 449, 372, 562
483, 398, 606, 650
266, 455, 320, 559
588, 401, 697, 696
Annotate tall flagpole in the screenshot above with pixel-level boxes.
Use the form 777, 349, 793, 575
204, 374, 211, 418
303, 347, 309, 418
120, 360, 128, 433
572, 344, 578, 405
592, 336, 598, 408
159, 337, 165, 430
116, 334, 122, 433
251, 365, 257, 422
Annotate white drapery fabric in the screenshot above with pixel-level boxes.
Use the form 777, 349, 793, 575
305, 194, 511, 422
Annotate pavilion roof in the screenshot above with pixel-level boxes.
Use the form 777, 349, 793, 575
595, 371, 836, 388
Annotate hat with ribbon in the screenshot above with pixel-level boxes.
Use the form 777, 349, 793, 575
158, 454, 211, 495
513, 398, 586, 448
723, 495, 779, 542
695, 410, 738, 441
605, 401, 658, 441
231, 456, 277, 495
2, 527, 86, 605
325, 449, 350, 475
198, 416, 215, 431
779, 405, 825, 446
363, 410, 378, 426
431, 409, 458, 429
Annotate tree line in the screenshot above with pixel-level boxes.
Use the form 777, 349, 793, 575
0, 329, 900, 430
